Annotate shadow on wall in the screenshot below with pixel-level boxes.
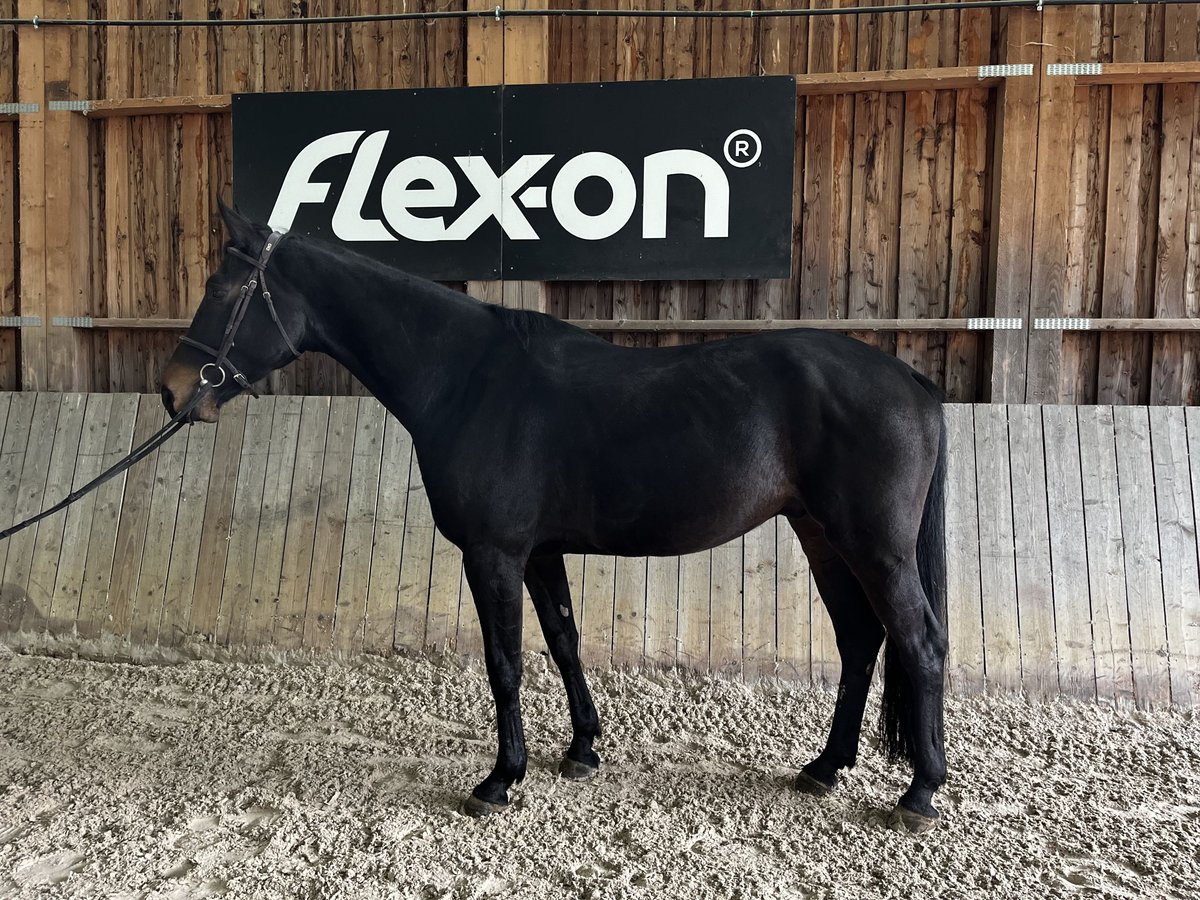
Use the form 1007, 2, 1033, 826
0, 586, 45, 633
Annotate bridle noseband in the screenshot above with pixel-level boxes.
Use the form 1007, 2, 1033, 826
177, 230, 301, 399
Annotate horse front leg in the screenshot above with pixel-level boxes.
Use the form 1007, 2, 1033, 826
461, 545, 529, 817
525, 553, 602, 779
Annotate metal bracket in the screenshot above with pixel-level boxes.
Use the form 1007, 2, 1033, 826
1046, 63, 1103, 77
0, 102, 40, 115
1034, 317, 1092, 330
47, 100, 94, 113
969, 317, 1024, 331
978, 64, 1034, 79
52, 316, 94, 328
0, 316, 42, 328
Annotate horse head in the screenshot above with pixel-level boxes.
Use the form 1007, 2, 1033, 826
160, 200, 307, 422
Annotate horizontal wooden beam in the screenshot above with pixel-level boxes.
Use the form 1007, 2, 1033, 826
56, 65, 1027, 120
73, 94, 231, 117
56, 315, 1200, 334
1047, 61, 1200, 86
793, 65, 1012, 95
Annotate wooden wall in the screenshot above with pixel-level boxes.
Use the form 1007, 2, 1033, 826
1, 1, 1199, 403
0, 391, 1196, 708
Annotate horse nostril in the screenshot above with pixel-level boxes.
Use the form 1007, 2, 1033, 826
160, 384, 175, 415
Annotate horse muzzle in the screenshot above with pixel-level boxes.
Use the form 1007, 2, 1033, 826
160, 371, 221, 423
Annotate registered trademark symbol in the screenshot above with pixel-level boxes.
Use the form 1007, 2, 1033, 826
723, 129, 762, 168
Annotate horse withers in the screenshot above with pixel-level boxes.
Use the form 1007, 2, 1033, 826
162, 202, 949, 833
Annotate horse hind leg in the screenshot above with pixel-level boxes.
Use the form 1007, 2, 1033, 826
524, 553, 603, 779
787, 516, 885, 797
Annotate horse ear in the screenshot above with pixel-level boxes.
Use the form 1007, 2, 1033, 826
217, 195, 259, 248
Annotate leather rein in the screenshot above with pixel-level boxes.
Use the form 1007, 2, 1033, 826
0, 231, 298, 541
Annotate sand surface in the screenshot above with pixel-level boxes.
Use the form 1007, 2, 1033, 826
0, 639, 1197, 900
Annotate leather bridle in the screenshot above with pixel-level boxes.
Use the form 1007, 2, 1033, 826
177, 230, 301, 398
0, 231, 300, 542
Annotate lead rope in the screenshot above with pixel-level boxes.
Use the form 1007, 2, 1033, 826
0, 231, 293, 543
0, 385, 208, 541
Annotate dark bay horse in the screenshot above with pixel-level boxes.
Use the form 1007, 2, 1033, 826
162, 202, 949, 833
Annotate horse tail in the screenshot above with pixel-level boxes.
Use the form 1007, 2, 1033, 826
880, 396, 947, 765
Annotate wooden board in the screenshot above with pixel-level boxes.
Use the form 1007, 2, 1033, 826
74, 395, 138, 639
943, 404, 984, 693
709, 539, 743, 676
21, 393, 86, 633
742, 520, 777, 679
1077, 406, 1136, 705
217, 397, 276, 646
1154, 407, 1199, 706
1041, 405, 1097, 700
394, 440, 437, 652
580, 553, 616, 666
1113, 406, 1171, 707
159, 417, 217, 646
302, 396, 358, 651
273, 397, 330, 649
973, 404, 1020, 693
363, 412, 414, 654
676, 550, 711, 671
644, 554, 679, 667
1006, 404, 1058, 697
333, 397, 386, 655
240, 395, 303, 647
775, 517, 811, 681
612, 555, 648, 668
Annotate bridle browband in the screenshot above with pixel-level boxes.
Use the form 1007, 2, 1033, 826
177, 230, 300, 398
0, 231, 297, 542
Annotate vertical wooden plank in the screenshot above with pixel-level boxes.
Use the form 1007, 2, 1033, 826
1078, 406, 1135, 706
945, 8, 991, 403
363, 414, 414, 654
0, 1, 16, 390
15, 0, 46, 389
944, 404, 984, 694
0, 393, 36, 630
1153, 408, 1198, 706
104, 396, 165, 638
18, 394, 86, 632
217, 397, 275, 647
333, 397, 386, 655
187, 397, 249, 641
1025, 6, 1077, 404
103, 0, 133, 392
742, 519, 777, 680
179, 0, 212, 326
75, 395, 138, 639
1113, 406, 1171, 708
644, 554, 679, 667
1007, 405, 1058, 698
48, 395, 113, 632
159, 420, 218, 646
1150, 6, 1200, 404
239, 396, 302, 647
974, 404, 1020, 693
775, 518, 810, 682
427, 531, 464, 654
580, 554, 616, 666
709, 539, 743, 676
676, 550, 710, 671
302, 396, 358, 651
895, 6, 955, 387
273, 397, 329, 649
1042, 405, 1097, 701
128, 399, 189, 647
989, 10, 1042, 402
394, 446, 436, 652
1097, 4, 1151, 405
809, 571, 838, 686
612, 556, 648, 669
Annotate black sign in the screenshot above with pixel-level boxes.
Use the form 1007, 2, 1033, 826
233, 77, 795, 281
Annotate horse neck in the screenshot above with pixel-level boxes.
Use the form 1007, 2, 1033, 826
291, 245, 499, 433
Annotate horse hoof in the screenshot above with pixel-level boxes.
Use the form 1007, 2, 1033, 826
887, 805, 939, 834
792, 771, 836, 797
462, 794, 508, 817
558, 756, 599, 781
